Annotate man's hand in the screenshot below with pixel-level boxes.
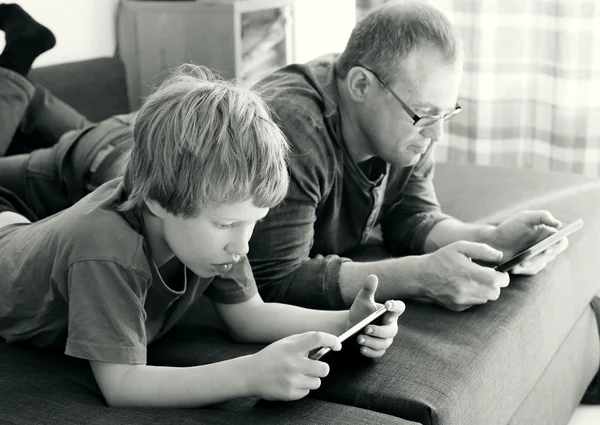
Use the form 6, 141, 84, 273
348, 275, 405, 358
419, 241, 510, 311
247, 331, 341, 401
489, 210, 568, 275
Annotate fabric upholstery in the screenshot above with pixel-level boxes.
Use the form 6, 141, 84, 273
29, 57, 131, 121
0, 338, 416, 425
508, 306, 600, 425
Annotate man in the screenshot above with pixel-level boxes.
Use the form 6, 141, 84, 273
0, 1, 568, 313
246, 0, 569, 311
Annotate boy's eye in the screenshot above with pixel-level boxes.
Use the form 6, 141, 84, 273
216, 223, 235, 230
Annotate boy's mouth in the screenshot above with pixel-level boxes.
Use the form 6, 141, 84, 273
214, 263, 234, 273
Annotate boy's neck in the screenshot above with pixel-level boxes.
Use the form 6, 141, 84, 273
142, 210, 175, 268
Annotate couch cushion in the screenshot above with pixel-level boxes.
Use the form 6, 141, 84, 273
29, 57, 131, 122
303, 164, 600, 424
0, 338, 417, 425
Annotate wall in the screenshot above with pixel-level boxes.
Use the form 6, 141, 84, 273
0, 0, 120, 67
1, 0, 354, 69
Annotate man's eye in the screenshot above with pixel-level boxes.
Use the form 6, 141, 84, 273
216, 223, 235, 230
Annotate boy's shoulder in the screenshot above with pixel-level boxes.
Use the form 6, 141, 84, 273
31, 179, 150, 274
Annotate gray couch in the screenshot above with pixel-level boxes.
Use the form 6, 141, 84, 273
1, 57, 599, 425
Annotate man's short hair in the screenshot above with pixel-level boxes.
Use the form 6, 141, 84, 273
336, 0, 462, 82
119, 64, 290, 217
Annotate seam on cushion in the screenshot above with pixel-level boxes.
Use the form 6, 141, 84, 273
507, 303, 599, 423
474, 180, 600, 225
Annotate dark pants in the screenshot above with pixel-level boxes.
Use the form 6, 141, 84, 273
0, 68, 133, 219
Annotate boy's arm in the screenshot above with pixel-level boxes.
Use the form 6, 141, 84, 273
89, 357, 252, 408
213, 292, 349, 343
90, 331, 341, 407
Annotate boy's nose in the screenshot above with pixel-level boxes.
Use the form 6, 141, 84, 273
226, 237, 249, 257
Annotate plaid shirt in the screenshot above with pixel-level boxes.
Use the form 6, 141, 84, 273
248, 55, 451, 309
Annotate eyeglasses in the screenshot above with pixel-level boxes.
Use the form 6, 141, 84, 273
357, 64, 462, 128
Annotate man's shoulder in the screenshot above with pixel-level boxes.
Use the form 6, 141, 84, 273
256, 54, 340, 125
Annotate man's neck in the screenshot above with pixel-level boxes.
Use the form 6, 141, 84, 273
336, 78, 372, 164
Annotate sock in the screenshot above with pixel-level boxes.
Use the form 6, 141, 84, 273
0, 4, 56, 76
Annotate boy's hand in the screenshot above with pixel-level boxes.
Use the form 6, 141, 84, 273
247, 331, 341, 401
348, 274, 405, 358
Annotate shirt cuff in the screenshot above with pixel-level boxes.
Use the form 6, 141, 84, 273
287, 254, 351, 310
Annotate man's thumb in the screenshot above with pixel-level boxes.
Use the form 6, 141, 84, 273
455, 241, 503, 262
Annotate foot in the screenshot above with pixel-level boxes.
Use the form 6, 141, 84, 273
0, 3, 56, 75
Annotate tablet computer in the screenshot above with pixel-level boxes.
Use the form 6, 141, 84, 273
494, 218, 583, 273
309, 306, 387, 360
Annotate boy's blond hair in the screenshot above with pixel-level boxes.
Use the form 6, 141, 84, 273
119, 64, 290, 217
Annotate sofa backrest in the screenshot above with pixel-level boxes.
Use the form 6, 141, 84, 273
29, 57, 131, 122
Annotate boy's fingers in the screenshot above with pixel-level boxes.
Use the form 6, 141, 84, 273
357, 334, 392, 351
381, 300, 405, 324
301, 358, 330, 378
295, 331, 341, 353
358, 346, 385, 359
357, 274, 379, 305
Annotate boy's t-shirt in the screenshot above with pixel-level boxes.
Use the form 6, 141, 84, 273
0, 178, 257, 364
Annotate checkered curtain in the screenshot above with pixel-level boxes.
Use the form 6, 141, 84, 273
358, 0, 600, 177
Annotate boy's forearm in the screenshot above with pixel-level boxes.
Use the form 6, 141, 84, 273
98, 356, 254, 408
232, 304, 349, 343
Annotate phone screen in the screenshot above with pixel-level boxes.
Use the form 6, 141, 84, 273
495, 218, 583, 273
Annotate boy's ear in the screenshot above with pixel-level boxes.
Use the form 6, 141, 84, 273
145, 199, 168, 219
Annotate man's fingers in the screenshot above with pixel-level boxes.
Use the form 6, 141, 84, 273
521, 210, 561, 228
455, 241, 503, 263
295, 331, 341, 353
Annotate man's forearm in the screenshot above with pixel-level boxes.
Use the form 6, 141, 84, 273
338, 256, 426, 306
422, 218, 496, 253
96, 357, 254, 408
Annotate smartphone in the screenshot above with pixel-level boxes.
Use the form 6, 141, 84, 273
494, 218, 583, 273
309, 306, 388, 360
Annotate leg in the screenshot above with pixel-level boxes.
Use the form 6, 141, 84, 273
0, 4, 88, 155
0, 67, 35, 155
10, 83, 91, 154
0, 114, 134, 219
0, 4, 55, 76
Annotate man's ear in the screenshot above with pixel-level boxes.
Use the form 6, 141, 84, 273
145, 199, 168, 219
345, 67, 374, 103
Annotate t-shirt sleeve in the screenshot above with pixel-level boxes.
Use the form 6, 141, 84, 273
62, 260, 150, 364
203, 256, 258, 304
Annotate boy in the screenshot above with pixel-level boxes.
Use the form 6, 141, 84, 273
0, 63, 405, 407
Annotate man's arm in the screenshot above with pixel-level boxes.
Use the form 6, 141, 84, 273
422, 219, 495, 253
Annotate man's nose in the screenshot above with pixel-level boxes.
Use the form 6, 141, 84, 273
420, 119, 444, 142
